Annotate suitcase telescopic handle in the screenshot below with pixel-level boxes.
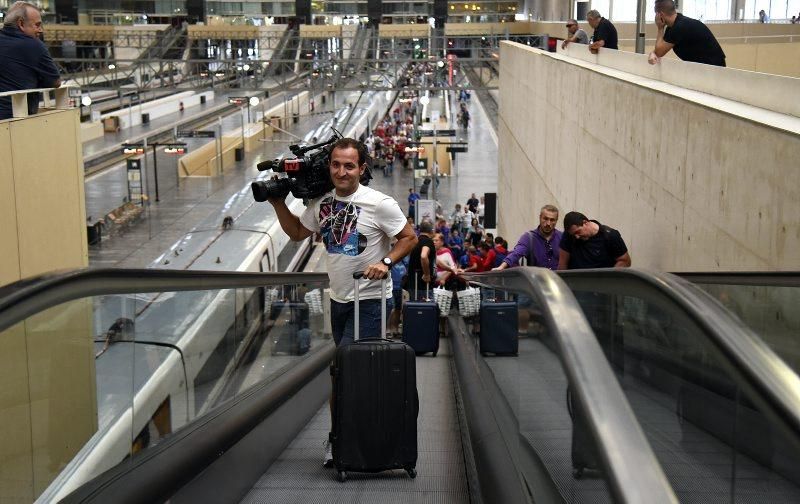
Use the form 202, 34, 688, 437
352, 271, 388, 341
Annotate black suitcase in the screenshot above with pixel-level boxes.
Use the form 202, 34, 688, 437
331, 273, 419, 483
567, 385, 601, 478
479, 290, 518, 356
270, 299, 310, 355
402, 280, 440, 356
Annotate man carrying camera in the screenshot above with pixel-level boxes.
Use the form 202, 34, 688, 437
266, 137, 417, 467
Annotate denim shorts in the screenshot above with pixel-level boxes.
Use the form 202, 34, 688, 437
392, 289, 403, 310
330, 297, 395, 347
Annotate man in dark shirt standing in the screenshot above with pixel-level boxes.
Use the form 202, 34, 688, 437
408, 220, 435, 299
558, 211, 631, 269
0, 2, 61, 120
466, 193, 479, 214
587, 10, 618, 53
648, 0, 726, 67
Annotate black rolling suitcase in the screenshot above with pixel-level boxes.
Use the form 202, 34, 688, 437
479, 290, 518, 356
331, 273, 419, 483
567, 385, 601, 478
402, 279, 440, 356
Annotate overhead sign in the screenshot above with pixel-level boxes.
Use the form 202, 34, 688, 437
446, 146, 468, 153
177, 130, 216, 138
163, 143, 188, 154
122, 143, 145, 155
418, 129, 456, 137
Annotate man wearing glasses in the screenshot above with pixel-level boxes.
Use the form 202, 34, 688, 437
558, 211, 631, 269
561, 19, 589, 50
493, 204, 562, 271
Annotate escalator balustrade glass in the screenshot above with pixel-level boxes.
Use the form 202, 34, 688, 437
0, 277, 327, 504
561, 272, 800, 504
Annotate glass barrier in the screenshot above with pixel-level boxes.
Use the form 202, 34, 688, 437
690, 281, 800, 375
560, 276, 800, 503
1, 280, 328, 503
462, 285, 617, 503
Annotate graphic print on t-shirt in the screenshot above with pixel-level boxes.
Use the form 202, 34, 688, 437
319, 196, 368, 256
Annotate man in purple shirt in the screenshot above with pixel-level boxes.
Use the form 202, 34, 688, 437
493, 204, 561, 271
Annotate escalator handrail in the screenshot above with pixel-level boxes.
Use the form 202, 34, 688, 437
0, 268, 329, 334
559, 268, 800, 450
462, 268, 678, 504
675, 271, 800, 287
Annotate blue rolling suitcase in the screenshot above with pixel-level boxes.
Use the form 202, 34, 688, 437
331, 273, 419, 483
402, 279, 440, 356
479, 290, 518, 356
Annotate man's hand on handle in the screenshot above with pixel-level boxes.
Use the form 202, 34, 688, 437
362, 263, 390, 280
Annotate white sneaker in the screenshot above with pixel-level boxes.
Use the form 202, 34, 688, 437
323, 439, 334, 468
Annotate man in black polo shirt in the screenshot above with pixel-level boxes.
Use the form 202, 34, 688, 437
558, 211, 631, 269
0, 1, 61, 120
586, 9, 618, 54
648, 0, 726, 67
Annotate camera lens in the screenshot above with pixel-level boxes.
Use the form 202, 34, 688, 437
251, 178, 292, 202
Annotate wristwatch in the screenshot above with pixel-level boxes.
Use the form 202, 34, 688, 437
381, 257, 393, 268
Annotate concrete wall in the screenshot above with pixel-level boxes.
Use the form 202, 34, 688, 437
497, 41, 800, 271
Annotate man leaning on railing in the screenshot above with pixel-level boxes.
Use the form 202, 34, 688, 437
0, 1, 61, 120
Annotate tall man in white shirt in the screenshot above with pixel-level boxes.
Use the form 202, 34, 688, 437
266, 137, 417, 466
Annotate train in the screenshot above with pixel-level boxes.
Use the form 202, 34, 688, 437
40, 86, 395, 502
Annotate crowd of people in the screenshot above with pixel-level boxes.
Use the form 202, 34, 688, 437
364, 99, 417, 177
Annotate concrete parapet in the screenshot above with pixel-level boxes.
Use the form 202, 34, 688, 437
498, 41, 800, 271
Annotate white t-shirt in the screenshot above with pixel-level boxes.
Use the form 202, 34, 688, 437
299, 184, 407, 303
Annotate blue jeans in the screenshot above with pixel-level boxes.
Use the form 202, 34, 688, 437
331, 297, 394, 347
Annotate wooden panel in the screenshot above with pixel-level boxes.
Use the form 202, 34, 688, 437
0, 323, 33, 503
0, 122, 20, 287
26, 300, 96, 496
10, 110, 87, 280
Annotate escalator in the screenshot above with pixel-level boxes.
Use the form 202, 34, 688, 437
266, 27, 300, 78
2, 269, 799, 503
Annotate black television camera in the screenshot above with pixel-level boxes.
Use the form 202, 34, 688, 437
251, 133, 373, 203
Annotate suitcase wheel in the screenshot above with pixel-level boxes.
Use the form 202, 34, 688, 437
338, 471, 347, 483
572, 467, 584, 479
432, 351, 437, 357
406, 468, 417, 479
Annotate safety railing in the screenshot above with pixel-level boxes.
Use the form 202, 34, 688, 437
0, 85, 77, 119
